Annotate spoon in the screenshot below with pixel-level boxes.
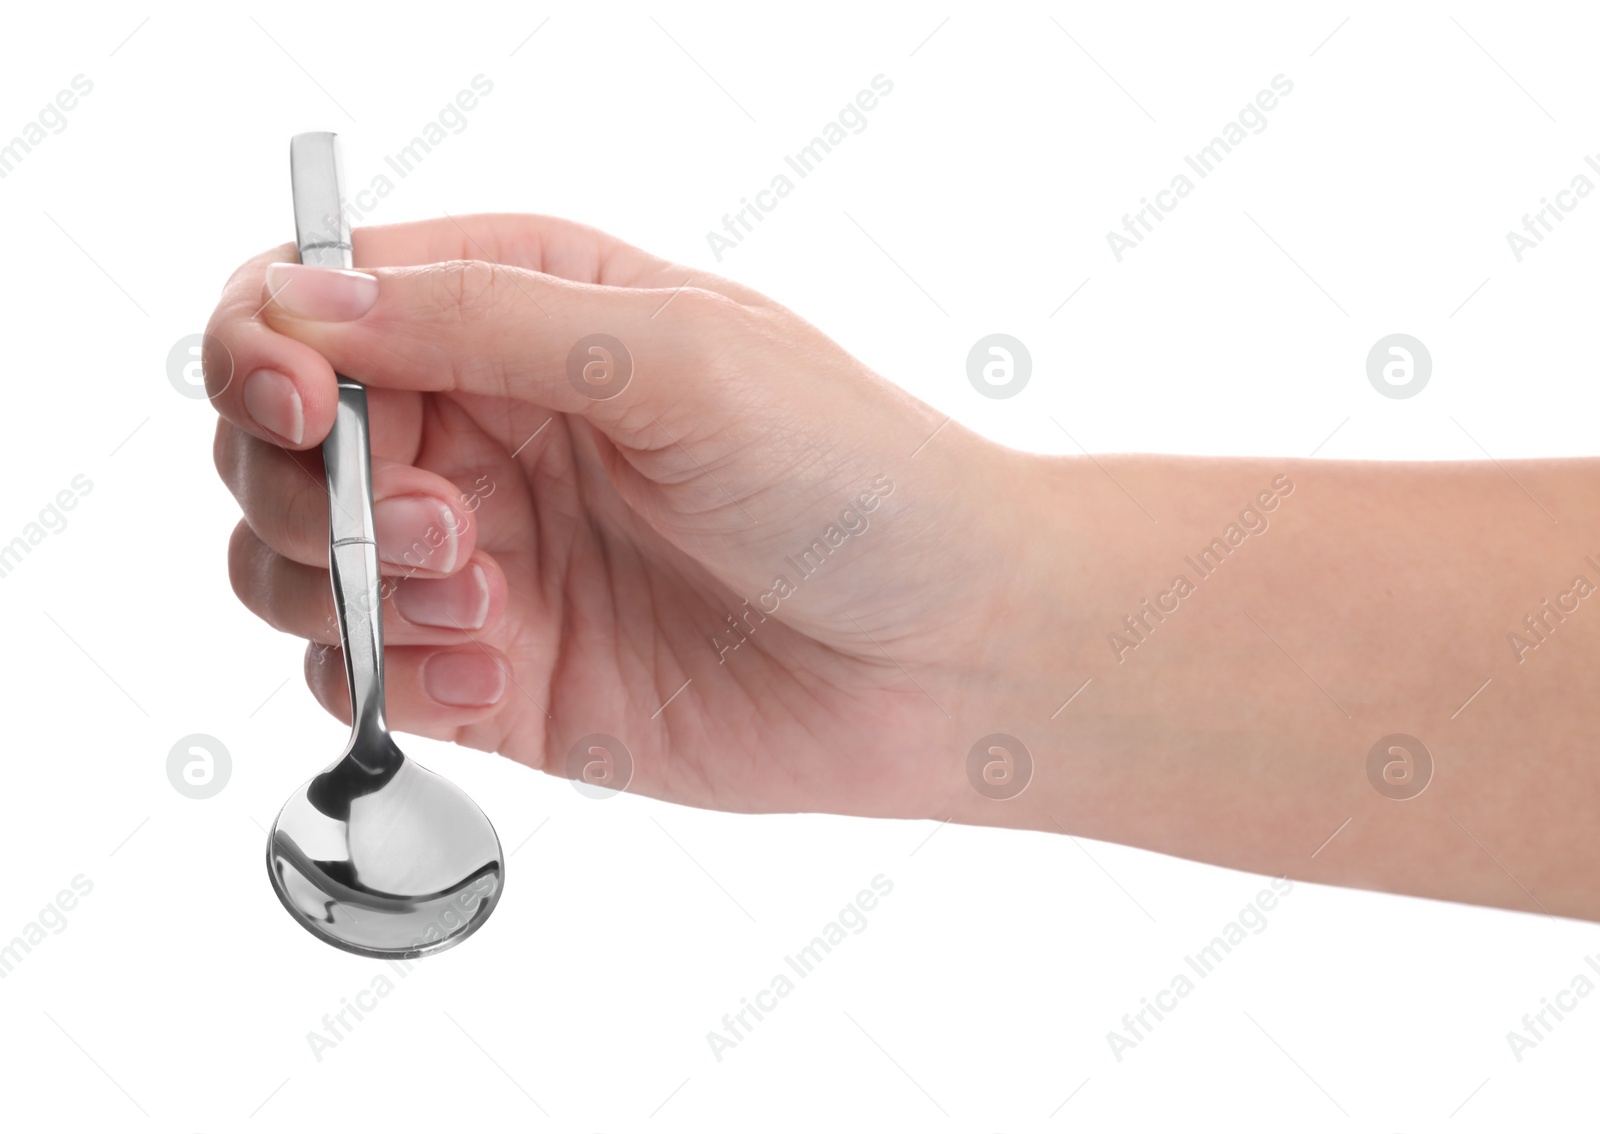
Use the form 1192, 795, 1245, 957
265, 132, 503, 958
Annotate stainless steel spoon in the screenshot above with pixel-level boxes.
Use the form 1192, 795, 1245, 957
265, 132, 503, 958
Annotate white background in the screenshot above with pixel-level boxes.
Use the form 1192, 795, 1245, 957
0, 1, 1595, 1129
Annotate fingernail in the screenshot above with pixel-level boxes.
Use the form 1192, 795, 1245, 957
374, 496, 461, 573
422, 651, 506, 707
264, 262, 379, 322
395, 565, 490, 630
242, 368, 304, 444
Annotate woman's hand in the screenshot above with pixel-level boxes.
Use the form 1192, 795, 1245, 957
208, 211, 1600, 921
206, 214, 1045, 821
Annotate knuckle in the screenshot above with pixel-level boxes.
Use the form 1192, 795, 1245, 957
223, 243, 293, 297
212, 419, 235, 484
201, 331, 236, 402
304, 640, 349, 720
223, 431, 316, 552
280, 468, 327, 553
671, 287, 756, 372
676, 285, 742, 325
432, 259, 502, 321
226, 521, 262, 612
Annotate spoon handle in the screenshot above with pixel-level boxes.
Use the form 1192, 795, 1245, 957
322, 384, 387, 745
290, 132, 388, 747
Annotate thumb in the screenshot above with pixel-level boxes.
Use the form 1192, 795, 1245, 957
259, 259, 728, 430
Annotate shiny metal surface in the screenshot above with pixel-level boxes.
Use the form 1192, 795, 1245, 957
266, 132, 503, 959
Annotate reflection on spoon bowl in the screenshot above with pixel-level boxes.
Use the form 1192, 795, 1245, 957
267, 737, 503, 959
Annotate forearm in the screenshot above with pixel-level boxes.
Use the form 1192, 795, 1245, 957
974, 450, 1600, 921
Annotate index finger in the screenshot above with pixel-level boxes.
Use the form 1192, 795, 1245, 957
203, 213, 767, 449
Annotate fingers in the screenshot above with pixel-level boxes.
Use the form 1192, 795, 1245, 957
306, 639, 511, 738
350, 213, 676, 288
349, 212, 773, 304
205, 243, 343, 450
214, 422, 477, 575
205, 214, 761, 454
257, 258, 747, 443
229, 521, 506, 646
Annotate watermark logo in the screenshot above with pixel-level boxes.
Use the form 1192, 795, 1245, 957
705, 75, 894, 261
1366, 333, 1430, 399
167, 332, 233, 400
706, 874, 894, 1062
566, 334, 632, 400
1104, 75, 1294, 262
1508, 560, 1600, 663
307, 955, 419, 1062
566, 733, 633, 798
966, 333, 1031, 399
711, 474, 895, 664
1108, 475, 1294, 662
966, 733, 1033, 800
1365, 733, 1431, 800
1506, 954, 1600, 1063
167, 733, 231, 799
0, 74, 93, 181
1106, 877, 1293, 1062
296, 75, 496, 239
1504, 153, 1600, 262
0, 473, 93, 582
0, 874, 93, 980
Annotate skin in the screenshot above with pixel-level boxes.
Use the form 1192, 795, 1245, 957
207, 213, 1600, 924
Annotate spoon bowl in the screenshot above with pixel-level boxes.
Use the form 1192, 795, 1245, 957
268, 735, 502, 958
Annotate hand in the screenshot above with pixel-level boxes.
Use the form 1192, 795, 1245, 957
208, 213, 1600, 922
207, 214, 1044, 821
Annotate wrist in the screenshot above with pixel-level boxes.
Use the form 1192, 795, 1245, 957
935, 447, 1102, 830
